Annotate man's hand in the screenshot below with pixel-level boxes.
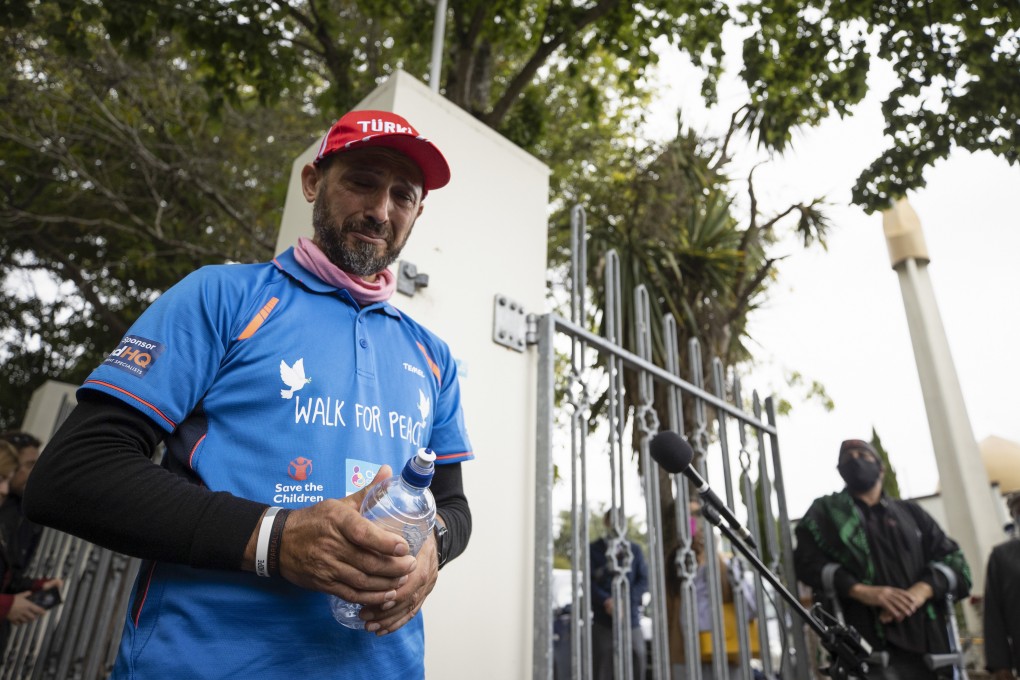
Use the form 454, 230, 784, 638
603, 598, 615, 616
849, 583, 926, 622
875, 581, 932, 623
247, 465, 417, 606
359, 523, 442, 636
7, 591, 46, 625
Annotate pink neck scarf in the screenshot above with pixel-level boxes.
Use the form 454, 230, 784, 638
293, 237, 396, 305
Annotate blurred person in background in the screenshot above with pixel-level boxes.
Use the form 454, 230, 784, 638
983, 492, 1020, 680
590, 509, 649, 680
0, 432, 62, 645
0, 440, 17, 504
667, 510, 759, 680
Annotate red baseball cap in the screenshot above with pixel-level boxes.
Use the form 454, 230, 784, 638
313, 110, 451, 191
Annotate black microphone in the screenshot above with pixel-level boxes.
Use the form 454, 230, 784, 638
649, 430, 757, 550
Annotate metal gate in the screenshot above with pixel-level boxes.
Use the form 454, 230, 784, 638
532, 206, 810, 680
0, 528, 138, 679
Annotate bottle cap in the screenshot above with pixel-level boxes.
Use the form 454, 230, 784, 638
402, 448, 436, 488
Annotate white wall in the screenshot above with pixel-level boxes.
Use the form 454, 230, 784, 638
21, 380, 78, 446
276, 70, 550, 678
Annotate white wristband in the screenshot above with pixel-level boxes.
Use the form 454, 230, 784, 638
255, 507, 282, 578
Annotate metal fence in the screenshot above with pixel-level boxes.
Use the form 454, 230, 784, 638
532, 206, 810, 680
1, 529, 138, 680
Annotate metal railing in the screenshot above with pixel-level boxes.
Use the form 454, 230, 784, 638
1, 528, 138, 680
533, 205, 810, 680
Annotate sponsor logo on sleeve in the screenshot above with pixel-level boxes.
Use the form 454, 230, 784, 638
103, 335, 166, 378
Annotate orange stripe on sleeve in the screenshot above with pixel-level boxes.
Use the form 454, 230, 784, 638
435, 451, 471, 462
238, 297, 280, 340
416, 342, 442, 386
84, 380, 177, 429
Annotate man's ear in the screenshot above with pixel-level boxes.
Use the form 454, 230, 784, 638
416, 202, 424, 219
301, 163, 320, 203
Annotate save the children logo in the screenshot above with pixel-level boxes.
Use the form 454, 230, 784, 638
275, 458, 324, 504
103, 335, 166, 378
280, 358, 311, 399
288, 456, 313, 481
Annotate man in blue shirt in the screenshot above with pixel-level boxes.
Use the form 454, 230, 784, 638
24, 110, 473, 679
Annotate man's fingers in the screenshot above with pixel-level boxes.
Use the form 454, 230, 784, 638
277, 490, 417, 600
359, 538, 439, 635
364, 595, 422, 634
322, 561, 414, 605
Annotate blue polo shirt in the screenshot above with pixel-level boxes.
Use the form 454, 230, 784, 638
81, 248, 473, 679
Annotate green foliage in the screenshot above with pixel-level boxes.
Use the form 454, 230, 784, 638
0, 10, 320, 428
784, 371, 836, 412
870, 426, 901, 499
737, 0, 1020, 211
9, 0, 1018, 215
552, 122, 831, 381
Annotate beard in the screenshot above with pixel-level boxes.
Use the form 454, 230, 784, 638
311, 194, 413, 277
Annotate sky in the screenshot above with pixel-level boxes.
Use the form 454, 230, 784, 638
640, 36, 1020, 520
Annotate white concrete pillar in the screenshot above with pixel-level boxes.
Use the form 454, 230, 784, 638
882, 198, 1001, 611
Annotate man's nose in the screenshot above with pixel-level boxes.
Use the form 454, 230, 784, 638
362, 188, 391, 224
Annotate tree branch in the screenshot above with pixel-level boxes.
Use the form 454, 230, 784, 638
27, 234, 129, 336
482, 0, 621, 127
727, 256, 782, 325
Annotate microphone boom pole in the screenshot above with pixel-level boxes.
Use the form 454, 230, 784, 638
649, 431, 870, 679
704, 506, 871, 679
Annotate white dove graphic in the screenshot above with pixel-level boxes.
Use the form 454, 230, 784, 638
280, 358, 311, 399
417, 389, 431, 422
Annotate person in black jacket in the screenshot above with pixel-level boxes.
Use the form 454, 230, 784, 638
984, 492, 1020, 680
794, 439, 970, 679
590, 509, 649, 680
0, 432, 62, 647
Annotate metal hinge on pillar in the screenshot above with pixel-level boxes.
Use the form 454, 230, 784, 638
397, 260, 429, 297
492, 294, 534, 352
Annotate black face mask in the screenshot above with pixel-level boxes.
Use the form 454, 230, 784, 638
837, 457, 882, 493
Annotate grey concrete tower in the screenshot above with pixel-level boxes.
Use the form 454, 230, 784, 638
882, 198, 1000, 596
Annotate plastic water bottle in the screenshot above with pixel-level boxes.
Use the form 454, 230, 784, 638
329, 448, 437, 629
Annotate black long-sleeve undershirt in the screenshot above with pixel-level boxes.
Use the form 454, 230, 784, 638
23, 392, 471, 571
